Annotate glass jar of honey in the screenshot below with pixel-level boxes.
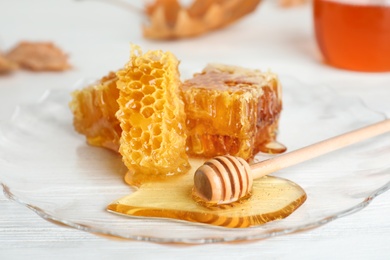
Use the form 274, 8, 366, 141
313, 0, 390, 72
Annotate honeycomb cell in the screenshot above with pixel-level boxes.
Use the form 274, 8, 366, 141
140, 64, 152, 74
140, 75, 156, 85
141, 96, 155, 106
129, 113, 146, 126
129, 90, 144, 102
141, 106, 154, 118
152, 125, 162, 136
130, 139, 142, 150
120, 121, 131, 132
154, 100, 165, 112
142, 85, 156, 95
153, 79, 163, 89
127, 100, 141, 111
130, 71, 143, 80
182, 63, 285, 160
130, 81, 142, 89
116, 45, 190, 185
141, 132, 150, 143
151, 61, 163, 69
151, 69, 164, 78
152, 137, 162, 150
166, 109, 175, 121
153, 90, 163, 101
130, 127, 142, 138
131, 151, 142, 162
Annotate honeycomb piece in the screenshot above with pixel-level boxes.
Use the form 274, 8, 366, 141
69, 71, 121, 152
116, 45, 190, 185
182, 63, 284, 160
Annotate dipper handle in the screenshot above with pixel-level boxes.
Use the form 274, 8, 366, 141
251, 119, 390, 179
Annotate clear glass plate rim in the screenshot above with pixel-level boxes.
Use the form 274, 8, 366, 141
3, 180, 390, 244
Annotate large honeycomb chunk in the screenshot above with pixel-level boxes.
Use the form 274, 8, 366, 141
70, 71, 121, 152
182, 64, 284, 160
116, 46, 190, 185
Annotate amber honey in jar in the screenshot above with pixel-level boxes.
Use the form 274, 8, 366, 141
313, 0, 390, 72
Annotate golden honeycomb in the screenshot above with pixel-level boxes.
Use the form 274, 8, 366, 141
69, 71, 121, 152
116, 46, 190, 185
182, 63, 284, 160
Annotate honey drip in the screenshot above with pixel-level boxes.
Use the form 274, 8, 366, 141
107, 159, 306, 228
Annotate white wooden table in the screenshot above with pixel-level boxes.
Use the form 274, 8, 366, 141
1, 1, 389, 259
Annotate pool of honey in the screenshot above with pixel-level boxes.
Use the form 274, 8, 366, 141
107, 159, 306, 228
313, 0, 390, 72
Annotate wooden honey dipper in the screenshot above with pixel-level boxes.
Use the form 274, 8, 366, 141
193, 119, 390, 205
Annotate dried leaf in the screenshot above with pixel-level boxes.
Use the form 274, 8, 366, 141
143, 0, 262, 40
6, 41, 71, 71
0, 52, 18, 74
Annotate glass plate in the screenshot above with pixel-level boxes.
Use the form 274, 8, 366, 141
1, 75, 389, 244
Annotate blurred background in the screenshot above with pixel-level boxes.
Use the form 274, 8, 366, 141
1, 1, 390, 258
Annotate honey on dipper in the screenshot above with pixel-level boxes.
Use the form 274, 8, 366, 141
70, 45, 306, 228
